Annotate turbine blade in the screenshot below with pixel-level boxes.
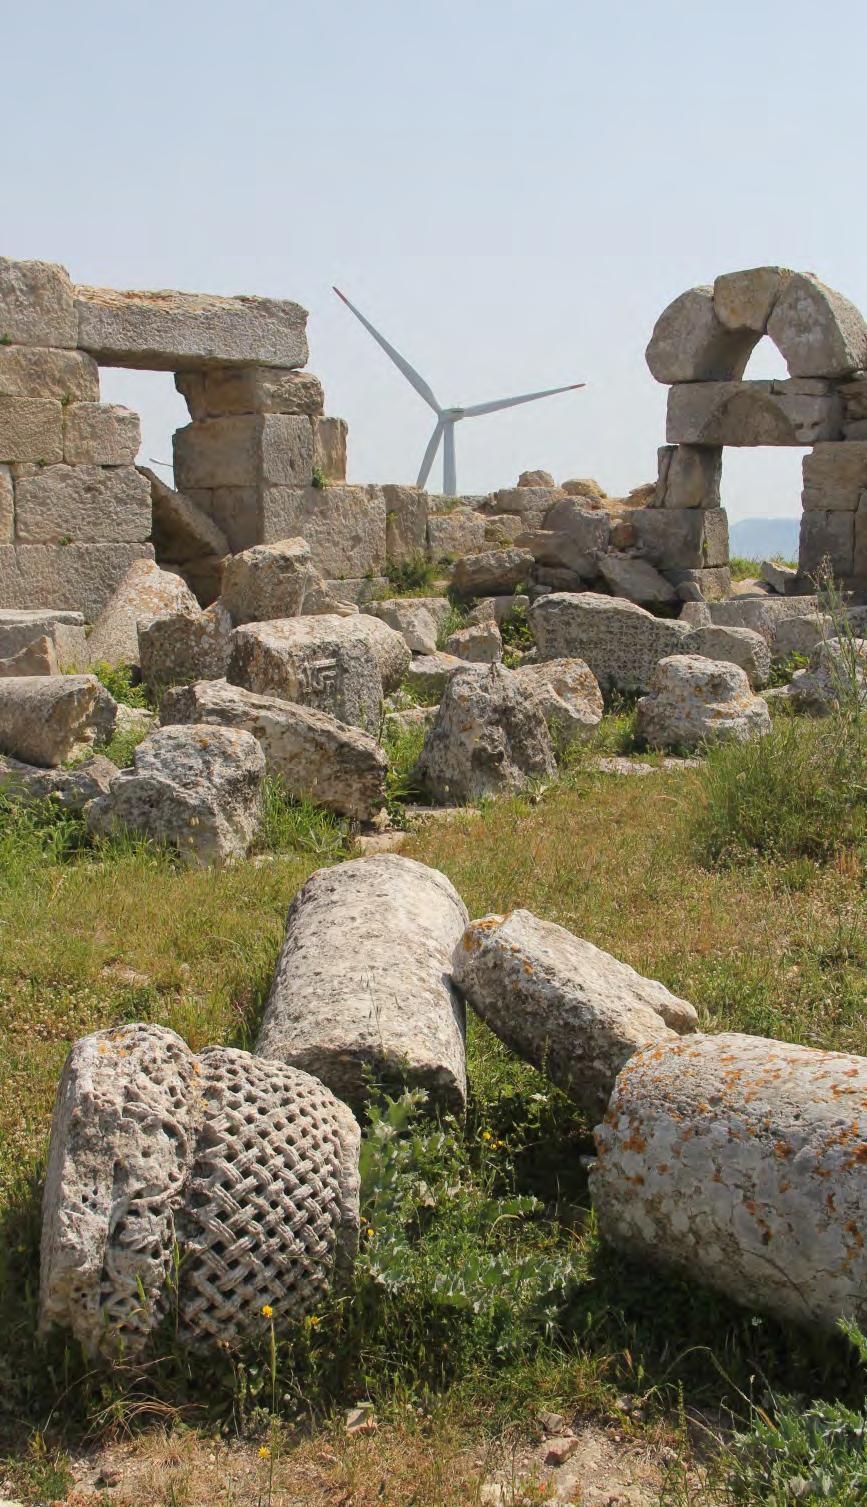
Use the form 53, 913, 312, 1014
443, 422, 457, 496
460, 381, 586, 420
417, 419, 444, 488
333, 287, 442, 414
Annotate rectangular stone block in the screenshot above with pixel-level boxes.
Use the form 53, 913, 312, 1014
312, 417, 347, 482
63, 403, 141, 465
0, 608, 88, 668
662, 566, 732, 602
667, 380, 842, 446
75, 285, 308, 370
261, 484, 386, 578
802, 442, 867, 510
186, 486, 260, 554
839, 373, 867, 421
0, 396, 63, 463
657, 443, 722, 508
0, 259, 77, 348
324, 576, 390, 606
172, 414, 313, 489
0, 346, 99, 401
0, 465, 12, 542
799, 509, 854, 579
14, 464, 152, 543
384, 483, 428, 564
427, 507, 486, 559
630, 506, 729, 568
854, 496, 867, 584
0, 542, 154, 617
490, 486, 561, 529
175, 366, 324, 418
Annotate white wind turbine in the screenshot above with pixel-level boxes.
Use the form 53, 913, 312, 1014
333, 287, 585, 496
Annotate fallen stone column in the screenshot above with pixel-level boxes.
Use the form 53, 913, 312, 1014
590, 1032, 867, 1330
39, 1024, 360, 1358
452, 910, 697, 1120
257, 854, 469, 1115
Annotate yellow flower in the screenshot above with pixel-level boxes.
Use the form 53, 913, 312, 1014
258, 1445, 270, 1460
366, 1227, 375, 1238
307, 1313, 320, 1327
261, 1304, 273, 1319
481, 1129, 492, 1141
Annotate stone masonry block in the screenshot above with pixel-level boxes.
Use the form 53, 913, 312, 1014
656, 444, 722, 509
384, 484, 429, 564
14, 465, 152, 543
76, 285, 309, 370
630, 506, 729, 569
0, 346, 99, 401
0, 466, 12, 542
173, 415, 313, 490
666, 380, 843, 447
176, 366, 324, 419
0, 543, 155, 617
186, 486, 260, 555
798, 510, 854, 579
854, 495, 867, 583
261, 484, 386, 578
0, 258, 78, 348
312, 417, 347, 482
0, 396, 63, 463
801, 442, 867, 511
63, 403, 141, 465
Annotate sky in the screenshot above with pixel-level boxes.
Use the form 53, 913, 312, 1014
4, 0, 867, 521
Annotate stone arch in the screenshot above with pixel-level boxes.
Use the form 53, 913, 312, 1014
646, 266, 867, 590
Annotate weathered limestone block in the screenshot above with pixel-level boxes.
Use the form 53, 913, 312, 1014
856, 496, 867, 582
636, 655, 771, 750
141, 467, 230, 570
0, 674, 116, 767
483, 513, 525, 547
0, 395, 63, 463
708, 595, 825, 654
512, 658, 603, 743
418, 663, 555, 803
427, 507, 486, 559
367, 598, 439, 655
453, 910, 696, 1118
0, 607, 87, 668
590, 1032, 867, 1330
0, 258, 77, 348
324, 575, 389, 607
39, 1023, 360, 1357
258, 855, 468, 1114
518, 469, 556, 487
175, 366, 324, 418
63, 403, 140, 465
261, 484, 387, 579
173, 414, 313, 489
0, 751, 117, 811
0, 345, 99, 402
14, 464, 151, 543
75, 286, 309, 370
86, 559, 199, 668
0, 633, 57, 676
562, 477, 606, 501
667, 380, 842, 447
312, 417, 347, 482
0, 464, 11, 541
629, 507, 729, 569
760, 559, 797, 594
712, 266, 792, 332
185, 484, 259, 554
599, 555, 678, 607
138, 603, 233, 689
220, 538, 338, 624
87, 724, 265, 865
656, 444, 722, 510
799, 509, 855, 579
490, 486, 564, 529
687, 624, 771, 687
530, 593, 691, 694
767, 273, 867, 379
783, 637, 867, 715
0, 542, 154, 618
452, 548, 535, 599
446, 621, 502, 663
384, 483, 428, 564
228, 615, 386, 731
646, 287, 757, 383
405, 651, 479, 698
467, 593, 530, 627
161, 678, 388, 821
802, 442, 867, 511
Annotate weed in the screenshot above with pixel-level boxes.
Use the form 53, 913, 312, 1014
90, 661, 153, 710
382, 717, 427, 817
436, 604, 470, 648
500, 603, 534, 653
385, 553, 437, 594
729, 557, 762, 581
311, 464, 328, 490
257, 775, 350, 858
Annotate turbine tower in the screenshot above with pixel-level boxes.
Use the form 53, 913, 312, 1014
333, 288, 584, 496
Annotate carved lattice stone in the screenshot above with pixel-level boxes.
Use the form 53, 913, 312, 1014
39, 1024, 360, 1358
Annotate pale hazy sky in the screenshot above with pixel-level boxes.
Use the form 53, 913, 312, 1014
5, 0, 866, 520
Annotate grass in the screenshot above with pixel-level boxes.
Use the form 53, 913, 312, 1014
0, 706, 865, 1503
384, 553, 439, 594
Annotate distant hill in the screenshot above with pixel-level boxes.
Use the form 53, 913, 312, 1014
729, 516, 800, 562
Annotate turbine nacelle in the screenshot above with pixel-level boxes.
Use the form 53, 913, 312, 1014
334, 287, 585, 495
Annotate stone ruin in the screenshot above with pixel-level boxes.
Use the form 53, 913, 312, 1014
2, 256, 866, 630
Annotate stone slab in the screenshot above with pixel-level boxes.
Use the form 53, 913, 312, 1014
260, 484, 386, 578
63, 403, 140, 465
666, 381, 842, 446
175, 366, 324, 418
801, 442, 867, 511
14, 464, 151, 543
75, 285, 308, 370
0, 542, 154, 617
0, 346, 99, 401
172, 414, 313, 489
